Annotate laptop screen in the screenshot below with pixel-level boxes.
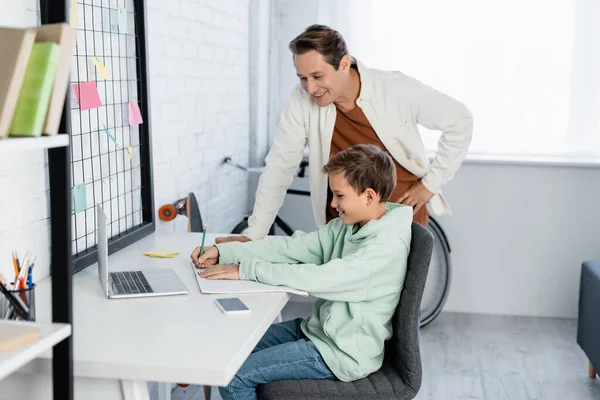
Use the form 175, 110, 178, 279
96, 204, 109, 297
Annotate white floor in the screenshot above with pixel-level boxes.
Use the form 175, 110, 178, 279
150, 300, 600, 400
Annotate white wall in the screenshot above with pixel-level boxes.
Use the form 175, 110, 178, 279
0, 0, 51, 282
245, 0, 272, 211
271, 0, 600, 318
437, 161, 600, 319
249, 0, 271, 167
147, 0, 251, 235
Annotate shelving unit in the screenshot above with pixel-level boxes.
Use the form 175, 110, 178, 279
0, 130, 73, 400
0, 320, 71, 381
0, 131, 73, 400
41, 2, 74, 399
0, 135, 69, 151
0, 1, 74, 398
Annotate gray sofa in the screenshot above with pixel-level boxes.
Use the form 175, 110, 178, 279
577, 260, 600, 379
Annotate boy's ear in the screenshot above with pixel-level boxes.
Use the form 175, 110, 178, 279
365, 188, 378, 204
365, 188, 381, 204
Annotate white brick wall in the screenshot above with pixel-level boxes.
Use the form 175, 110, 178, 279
147, 0, 250, 234
0, 0, 253, 282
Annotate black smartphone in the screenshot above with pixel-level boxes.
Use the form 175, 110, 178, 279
215, 297, 250, 314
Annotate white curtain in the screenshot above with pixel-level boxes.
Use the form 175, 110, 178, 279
310, 0, 600, 157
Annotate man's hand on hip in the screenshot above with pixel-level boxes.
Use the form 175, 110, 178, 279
215, 235, 252, 244
397, 181, 434, 215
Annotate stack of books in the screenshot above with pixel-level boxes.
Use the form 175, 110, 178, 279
0, 23, 74, 139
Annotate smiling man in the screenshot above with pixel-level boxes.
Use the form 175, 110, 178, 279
217, 24, 473, 244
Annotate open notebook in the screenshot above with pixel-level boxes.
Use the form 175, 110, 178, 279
191, 262, 308, 297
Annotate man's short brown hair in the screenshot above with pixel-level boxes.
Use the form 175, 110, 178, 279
288, 25, 349, 70
322, 144, 397, 202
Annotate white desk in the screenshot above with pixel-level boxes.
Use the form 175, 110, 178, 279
1, 232, 290, 400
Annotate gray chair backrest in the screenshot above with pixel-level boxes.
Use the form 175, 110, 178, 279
385, 222, 434, 395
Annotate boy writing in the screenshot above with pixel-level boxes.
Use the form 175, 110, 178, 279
190, 144, 413, 400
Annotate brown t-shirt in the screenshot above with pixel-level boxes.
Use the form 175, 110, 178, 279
326, 105, 429, 226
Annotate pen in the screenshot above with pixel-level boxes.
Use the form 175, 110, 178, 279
27, 265, 34, 288
199, 227, 207, 259
15, 251, 21, 273
12, 251, 19, 281
25, 256, 36, 288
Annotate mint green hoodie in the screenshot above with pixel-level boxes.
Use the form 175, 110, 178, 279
215, 203, 412, 382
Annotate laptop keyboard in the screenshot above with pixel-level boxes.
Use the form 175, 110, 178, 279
110, 271, 153, 295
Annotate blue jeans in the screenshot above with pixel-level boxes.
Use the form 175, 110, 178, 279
219, 318, 336, 400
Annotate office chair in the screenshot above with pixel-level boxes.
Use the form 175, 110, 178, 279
257, 222, 434, 400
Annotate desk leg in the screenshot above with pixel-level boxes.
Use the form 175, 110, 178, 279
120, 380, 151, 400
156, 382, 172, 400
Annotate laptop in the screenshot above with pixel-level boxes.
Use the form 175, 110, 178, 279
96, 204, 188, 299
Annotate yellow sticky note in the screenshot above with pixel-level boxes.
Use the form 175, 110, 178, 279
126, 146, 135, 167
144, 250, 180, 258
70, 0, 78, 28
92, 56, 110, 79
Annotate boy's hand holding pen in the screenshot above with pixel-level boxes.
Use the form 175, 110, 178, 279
190, 227, 219, 268
189, 228, 240, 280
191, 246, 219, 268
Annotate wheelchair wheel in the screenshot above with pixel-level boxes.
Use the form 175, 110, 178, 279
419, 216, 452, 327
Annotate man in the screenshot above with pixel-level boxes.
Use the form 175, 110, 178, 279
218, 24, 473, 244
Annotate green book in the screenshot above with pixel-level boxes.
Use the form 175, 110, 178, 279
9, 42, 60, 137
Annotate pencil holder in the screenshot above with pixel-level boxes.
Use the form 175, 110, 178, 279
0, 284, 36, 321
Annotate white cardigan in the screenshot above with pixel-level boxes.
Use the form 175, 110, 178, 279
244, 57, 473, 240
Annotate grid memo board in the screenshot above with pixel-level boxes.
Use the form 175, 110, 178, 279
69, 0, 147, 260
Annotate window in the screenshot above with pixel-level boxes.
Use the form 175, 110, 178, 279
361, 0, 600, 158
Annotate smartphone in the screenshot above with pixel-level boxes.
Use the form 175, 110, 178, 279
215, 297, 250, 314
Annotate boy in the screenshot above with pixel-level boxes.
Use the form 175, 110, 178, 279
190, 144, 413, 400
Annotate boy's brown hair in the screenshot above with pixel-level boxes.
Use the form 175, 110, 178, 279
288, 25, 349, 70
322, 144, 396, 202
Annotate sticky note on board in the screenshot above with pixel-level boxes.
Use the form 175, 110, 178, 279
126, 146, 136, 167
103, 8, 118, 32
128, 101, 143, 125
102, 124, 119, 148
72, 81, 102, 111
118, 8, 128, 33
70, 0, 78, 28
73, 183, 87, 213
91, 56, 110, 79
